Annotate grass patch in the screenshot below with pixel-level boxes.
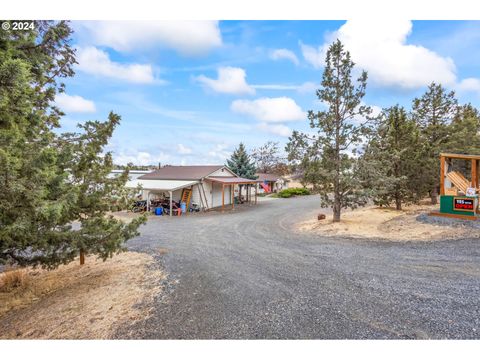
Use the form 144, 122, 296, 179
0, 252, 164, 339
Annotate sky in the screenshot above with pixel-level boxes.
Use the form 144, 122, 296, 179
56, 20, 480, 166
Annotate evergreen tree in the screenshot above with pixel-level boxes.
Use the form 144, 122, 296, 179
411, 82, 458, 204
286, 40, 371, 222
226, 143, 257, 179
359, 105, 422, 210
226, 143, 257, 200
0, 21, 144, 268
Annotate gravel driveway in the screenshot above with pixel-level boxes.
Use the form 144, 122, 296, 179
118, 195, 480, 339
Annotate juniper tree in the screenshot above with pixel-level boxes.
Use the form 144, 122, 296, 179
411, 82, 458, 204
0, 21, 144, 268
286, 40, 371, 222
358, 105, 422, 210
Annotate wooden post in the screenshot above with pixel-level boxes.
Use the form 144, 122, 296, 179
231, 184, 234, 209
80, 250, 85, 265
440, 155, 445, 195
169, 191, 173, 217
472, 159, 478, 188
222, 184, 225, 211
255, 183, 257, 205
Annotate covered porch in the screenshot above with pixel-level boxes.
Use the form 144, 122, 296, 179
207, 177, 261, 211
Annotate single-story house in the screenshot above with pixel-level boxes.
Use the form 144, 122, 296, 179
255, 173, 289, 193
125, 165, 260, 215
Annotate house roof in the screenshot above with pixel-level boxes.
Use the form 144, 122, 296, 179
125, 179, 198, 191
208, 176, 261, 184
256, 173, 281, 182
138, 165, 227, 181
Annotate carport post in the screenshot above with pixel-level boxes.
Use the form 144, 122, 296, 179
169, 190, 173, 217
147, 191, 151, 212
231, 184, 234, 209
255, 183, 257, 205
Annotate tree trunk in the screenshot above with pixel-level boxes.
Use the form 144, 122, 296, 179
395, 196, 402, 211
430, 187, 438, 205
333, 193, 341, 222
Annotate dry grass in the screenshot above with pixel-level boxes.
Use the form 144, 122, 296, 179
0, 251, 164, 339
297, 201, 480, 241
0, 269, 29, 292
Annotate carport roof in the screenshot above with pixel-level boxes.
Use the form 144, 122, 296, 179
208, 176, 260, 184
125, 179, 198, 191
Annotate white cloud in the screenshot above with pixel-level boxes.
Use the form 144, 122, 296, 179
251, 81, 319, 94
195, 67, 255, 95
78, 21, 222, 56
114, 151, 170, 166
231, 97, 306, 122
270, 48, 299, 65
457, 78, 480, 95
177, 143, 193, 155
55, 93, 96, 113
76, 46, 155, 84
257, 123, 292, 137
207, 143, 231, 161
300, 20, 457, 89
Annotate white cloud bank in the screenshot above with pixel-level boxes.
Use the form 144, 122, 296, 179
76, 46, 155, 84
270, 48, 299, 65
114, 151, 170, 166
195, 67, 255, 95
256, 123, 292, 137
55, 93, 96, 113
78, 21, 222, 56
457, 78, 480, 95
300, 20, 457, 89
231, 97, 306, 122
177, 143, 193, 155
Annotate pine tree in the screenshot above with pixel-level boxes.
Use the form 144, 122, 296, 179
286, 40, 371, 222
411, 82, 458, 204
0, 21, 144, 268
359, 105, 422, 210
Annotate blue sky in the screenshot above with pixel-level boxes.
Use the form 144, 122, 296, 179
56, 20, 480, 166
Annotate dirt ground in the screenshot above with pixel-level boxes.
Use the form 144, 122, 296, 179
0, 251, 164, 339
297, 201, 480, 241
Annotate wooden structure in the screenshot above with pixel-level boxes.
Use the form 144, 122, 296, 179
430, 153, 480, 220
208, 177, 260, 211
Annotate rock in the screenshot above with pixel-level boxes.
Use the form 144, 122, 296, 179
317, 214, 326, 220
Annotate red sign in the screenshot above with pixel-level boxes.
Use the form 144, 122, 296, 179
453, 198, 474, 211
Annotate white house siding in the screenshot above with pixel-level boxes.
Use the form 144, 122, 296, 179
208, 167, 236, 177
210, 181, 232, 208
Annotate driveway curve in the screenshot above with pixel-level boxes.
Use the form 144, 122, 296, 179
118, 195, 480, 339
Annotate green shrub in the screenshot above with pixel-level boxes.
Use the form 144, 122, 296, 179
277, 187, 311, 198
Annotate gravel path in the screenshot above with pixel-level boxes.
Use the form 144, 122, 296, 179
117, 195, 480, 339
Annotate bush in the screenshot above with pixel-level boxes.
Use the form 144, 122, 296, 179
277, 187, 311, 198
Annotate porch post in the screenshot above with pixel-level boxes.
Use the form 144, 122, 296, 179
169, 190, 173, 217
232, 184, 234, 209
222, 184, 225, 211
440, 155, 445, 195
147, 191, 151, 212
255, 183, 258, 205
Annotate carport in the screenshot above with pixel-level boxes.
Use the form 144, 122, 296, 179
207, 177, 261, 211
126, 179, 198, 216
